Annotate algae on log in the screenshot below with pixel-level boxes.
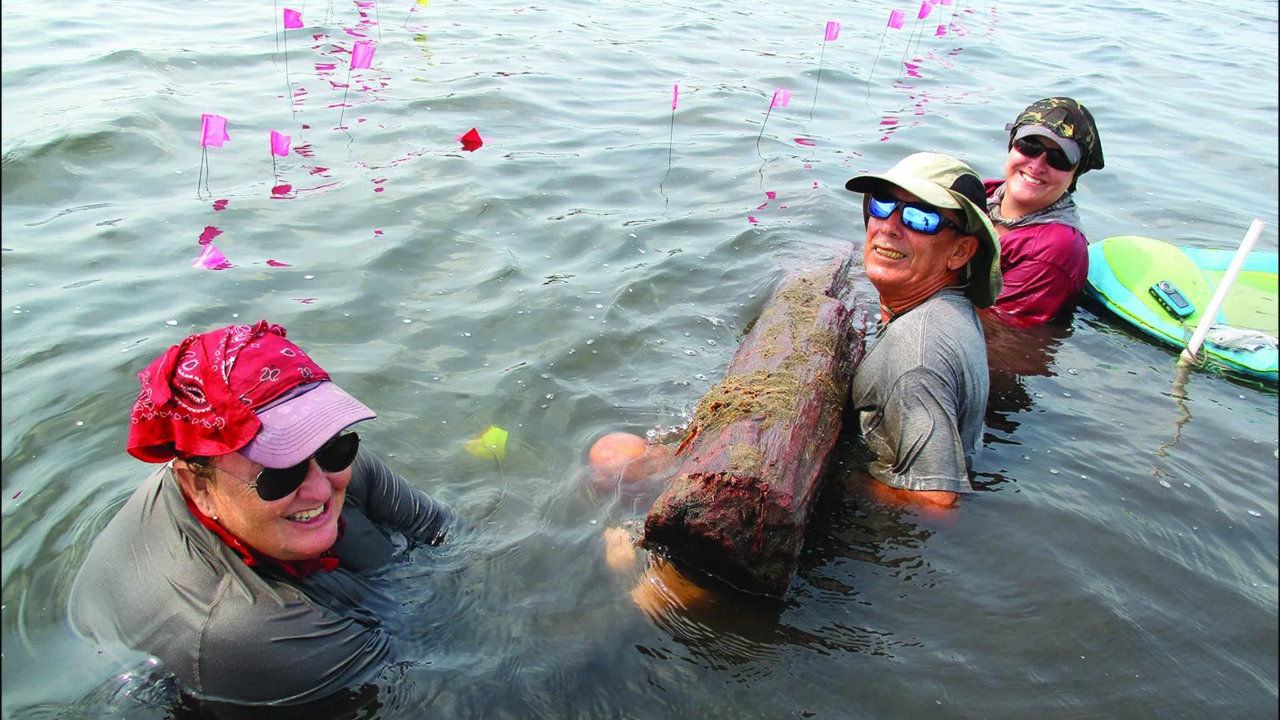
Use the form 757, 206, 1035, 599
643, 251, 866, 597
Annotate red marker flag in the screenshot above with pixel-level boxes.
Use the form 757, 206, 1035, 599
200, 114, 230, 147
283, 8, 303, 29
270, 130, 292, 157
458, 127, 483, 151
350, 40, 375, 69
824, 21, 840, 41
888, 10, 905, 29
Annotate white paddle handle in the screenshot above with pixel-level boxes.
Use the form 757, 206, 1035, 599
1180, 219, 1267, 365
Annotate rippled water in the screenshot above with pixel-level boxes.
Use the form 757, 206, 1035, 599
3, 0, 1277, 718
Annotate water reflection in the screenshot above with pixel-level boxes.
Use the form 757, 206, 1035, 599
982, 308, 1076, 434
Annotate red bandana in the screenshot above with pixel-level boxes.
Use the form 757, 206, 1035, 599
181, 489, 342, 579
127, 320, 330, 463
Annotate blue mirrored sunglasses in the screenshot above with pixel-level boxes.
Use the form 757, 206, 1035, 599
867, 193, 961, 235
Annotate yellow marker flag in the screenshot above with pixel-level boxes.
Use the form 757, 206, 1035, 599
417, 0, 430, 6
464, 425, 508, 460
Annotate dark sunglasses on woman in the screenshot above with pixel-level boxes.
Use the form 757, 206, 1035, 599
248, 432, 361, 501
1012, 136, 1076, 172
868, 193, 962, 235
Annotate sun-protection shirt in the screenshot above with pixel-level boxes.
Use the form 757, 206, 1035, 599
984, 179, 1089, 325
851, 288, 989, 493
68, 448, 454, 707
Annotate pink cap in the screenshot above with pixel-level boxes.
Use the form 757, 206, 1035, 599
239, 381, 375, 468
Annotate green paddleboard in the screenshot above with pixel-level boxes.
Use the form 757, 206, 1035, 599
1085, 235, 1278, 383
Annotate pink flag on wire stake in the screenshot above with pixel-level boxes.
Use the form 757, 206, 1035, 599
935, 24, 947, 36
270, 131, 292, 157
888, 10, 905, 29
672, 83, 679, 110
200, 114, 229, 148
756, 91, 789, 154
283, 8, 303, 28
824, 21, 840, 41
918, 1, 932, 19
941, 0, 952, 4
350, 41, 375, 69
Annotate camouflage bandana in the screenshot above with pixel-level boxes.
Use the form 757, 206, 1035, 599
1006, 97, 1104, 191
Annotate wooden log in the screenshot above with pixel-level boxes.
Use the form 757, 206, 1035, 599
643, 250, 866, 597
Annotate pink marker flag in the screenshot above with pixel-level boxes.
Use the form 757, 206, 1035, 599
270, 130, 292, 157
672, 83, 679, 110
283, 8, 303, 28
935, 24, 947, 36
824, 21, 840, 41
918, 1, 932, 19
888, 10, 905, 29
193, 243, 231, 270
770, 88, 790, 108
199, 114, 229, 148
350, 40, 375, 69
941, 0, 952, 4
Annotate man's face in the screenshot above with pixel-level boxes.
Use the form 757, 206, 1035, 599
862, 186, 976, 313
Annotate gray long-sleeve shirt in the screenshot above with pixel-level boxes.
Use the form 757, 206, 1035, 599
68, 448, 454, 707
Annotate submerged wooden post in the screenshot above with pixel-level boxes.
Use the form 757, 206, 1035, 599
643, 250, 865, 597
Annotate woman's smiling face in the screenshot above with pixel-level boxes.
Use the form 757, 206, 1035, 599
194, 450, 351, 561
1001, 137, 1075, 217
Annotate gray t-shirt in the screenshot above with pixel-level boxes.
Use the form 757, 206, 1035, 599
69, 448, 454, 708
850, 288, 989, 493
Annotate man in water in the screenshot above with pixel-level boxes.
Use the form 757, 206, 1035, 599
842, 152, 1003, 512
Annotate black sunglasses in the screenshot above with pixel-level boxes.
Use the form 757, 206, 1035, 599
246, 432, 361, 501
868, 193, 961, 235
1012, 136, 1076, 173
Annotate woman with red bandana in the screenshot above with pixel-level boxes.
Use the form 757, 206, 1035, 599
985, 97, 1106, 326
69, 320, 455, 712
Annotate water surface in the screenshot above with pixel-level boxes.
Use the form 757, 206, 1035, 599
2, 0, 1277, 718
